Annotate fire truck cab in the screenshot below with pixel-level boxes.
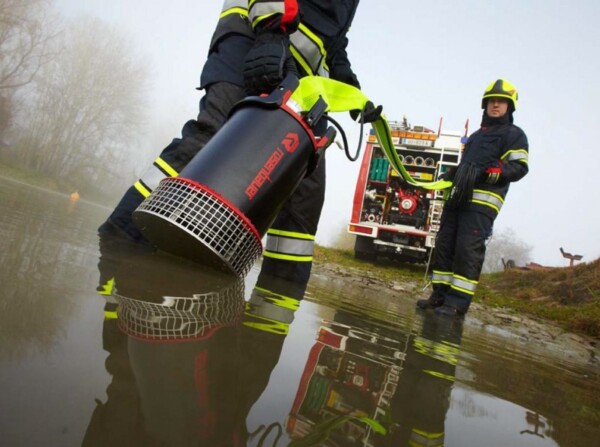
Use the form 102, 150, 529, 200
348, 118, 465, 263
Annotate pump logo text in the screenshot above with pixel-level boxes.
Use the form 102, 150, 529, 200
245, 133, 299, 200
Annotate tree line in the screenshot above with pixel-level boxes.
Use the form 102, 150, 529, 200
0, 0, 150, 200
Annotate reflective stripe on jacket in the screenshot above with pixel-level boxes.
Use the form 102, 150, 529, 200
208, 0, 359, 82
460, 122, 529, 217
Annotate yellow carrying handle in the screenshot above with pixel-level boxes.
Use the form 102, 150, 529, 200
291, 76, 452, 191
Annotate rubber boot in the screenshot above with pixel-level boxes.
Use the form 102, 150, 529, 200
416, 290, 445, 310
435, 293, 471, 317
98, 186, 149, 243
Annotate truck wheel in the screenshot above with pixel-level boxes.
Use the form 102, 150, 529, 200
354, 235, 377, 261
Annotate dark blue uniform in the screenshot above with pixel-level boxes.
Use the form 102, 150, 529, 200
430, 114, 529, 314
100, 0, 362, 283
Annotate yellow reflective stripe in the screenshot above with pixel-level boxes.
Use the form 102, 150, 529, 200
453, 274, 478, 286
471, 189, 504, 213
290, 45, 314, 75
263, 251, 312, 262
104, 310, 118, 320
431, 270, 452, 285
411, 428, 445, 446
98, 278, 115, 296
220, 7, 248, 18
501, 148, 529, 164
254, 286, 300, 310
251, 12, 277, 28
243, 320, 289, 335
290, 23, 328, 76
267, 229, 315, 240
134, 180, 151, 198
451, 274, 478, 296
471, 199, 500, 213
298, 23, 325, 64
423, 369, 456, 380
154, 157, 178, 177
450, 284, 476, 296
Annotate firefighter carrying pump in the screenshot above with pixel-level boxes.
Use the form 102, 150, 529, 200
133, 75, 335, 277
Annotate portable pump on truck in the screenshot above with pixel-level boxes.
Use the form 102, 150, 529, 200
348, 117, 466, 263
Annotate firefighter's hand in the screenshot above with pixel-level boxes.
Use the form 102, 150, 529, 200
350, 101, 383, 123
243, 31, 295, 95
483, 162, 504, 184
439, 167, 456, 181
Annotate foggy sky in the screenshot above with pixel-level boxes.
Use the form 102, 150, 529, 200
57, 0, 600, 266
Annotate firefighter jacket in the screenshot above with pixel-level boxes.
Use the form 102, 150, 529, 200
457, 119, 529, 219
200, 0, 360, 89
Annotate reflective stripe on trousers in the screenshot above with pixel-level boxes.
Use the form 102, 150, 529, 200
410, 428, 444, 447
431, 270, 452, 286
263, 229, 315, 262
134, 157, 179, 198
450, 274, 478, 296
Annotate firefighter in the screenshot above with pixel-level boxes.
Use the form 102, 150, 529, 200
98, 0, 381, 284
417, 79, 529, 316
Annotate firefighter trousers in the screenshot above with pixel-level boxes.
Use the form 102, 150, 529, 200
431, 208, 493, 312
99, 81, 326, 283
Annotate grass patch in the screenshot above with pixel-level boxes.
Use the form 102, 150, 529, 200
315, 245, 600, 339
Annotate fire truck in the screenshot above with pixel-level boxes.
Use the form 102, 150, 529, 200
348, 117, 465, 263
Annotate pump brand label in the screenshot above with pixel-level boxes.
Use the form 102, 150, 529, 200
245, 133, 299, 200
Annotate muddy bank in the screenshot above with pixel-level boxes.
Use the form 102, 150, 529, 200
312, 259, 600, 369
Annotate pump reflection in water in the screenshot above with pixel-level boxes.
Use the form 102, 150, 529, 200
87, 233, 306, 446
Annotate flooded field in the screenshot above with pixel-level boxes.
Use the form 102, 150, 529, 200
1, 176, 599, 447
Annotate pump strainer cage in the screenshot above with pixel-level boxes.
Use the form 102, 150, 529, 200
134, 177, 262, 277
114, 278, 245, 341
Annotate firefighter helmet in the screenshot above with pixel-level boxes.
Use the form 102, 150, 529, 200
482, 79, 518, 110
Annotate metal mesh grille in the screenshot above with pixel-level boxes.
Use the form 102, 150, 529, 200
136, 177, 262, 276
114, 279, 245, 341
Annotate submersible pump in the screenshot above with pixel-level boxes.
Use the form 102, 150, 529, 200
132, 75, 336, 277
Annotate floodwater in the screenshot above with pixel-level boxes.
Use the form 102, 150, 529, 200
1, 176, 599, 447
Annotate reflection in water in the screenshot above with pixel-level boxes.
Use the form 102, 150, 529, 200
0, 180, 100, 360
285, 309, 463, 446
86, 233, 305, 446
2, 181, 598, 446
388, 314, 463, 446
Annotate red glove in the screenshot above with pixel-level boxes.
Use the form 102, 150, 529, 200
484, 161, 504, 184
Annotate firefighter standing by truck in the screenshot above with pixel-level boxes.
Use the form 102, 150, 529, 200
98, 0, 381, 283
417, 79, 529, 316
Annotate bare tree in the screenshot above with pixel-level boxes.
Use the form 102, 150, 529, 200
16, 17, 150, 193
0, 0, 56, 145
0, 0, 55, 91
483, 227, 532, 273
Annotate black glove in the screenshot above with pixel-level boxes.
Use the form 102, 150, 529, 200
439, 167, 456, 181
350, 101, 383, 123
243, 32, 295, 95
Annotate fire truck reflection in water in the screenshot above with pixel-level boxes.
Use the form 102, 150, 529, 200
286, 311, 464, 447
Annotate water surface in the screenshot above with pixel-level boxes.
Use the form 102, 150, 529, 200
0, 177, 598, 446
